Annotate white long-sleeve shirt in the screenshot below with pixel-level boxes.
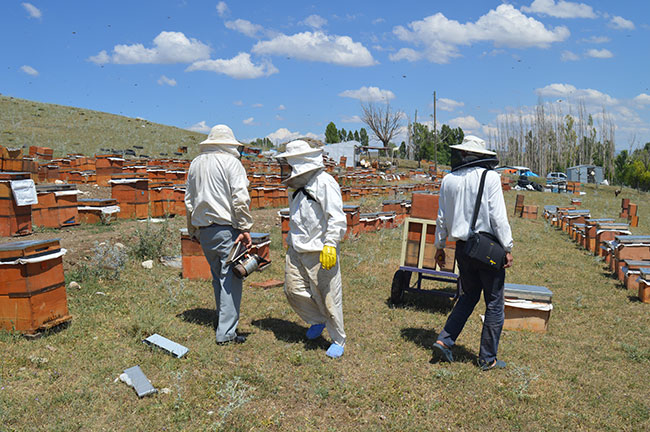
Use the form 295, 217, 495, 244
287, 170, 347, 253
184, 146, 253, 234
434, 167, 513, 252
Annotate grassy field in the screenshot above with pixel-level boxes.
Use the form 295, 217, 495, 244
0, 95, 205, 158
1, 184, 649, 431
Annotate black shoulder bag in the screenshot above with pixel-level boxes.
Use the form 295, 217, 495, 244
462, 169, 507, 270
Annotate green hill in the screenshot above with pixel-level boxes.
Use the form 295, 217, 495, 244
0, 95, 206, 159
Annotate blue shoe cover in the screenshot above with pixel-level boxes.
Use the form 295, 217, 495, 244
306, 324, 326, 340
326, 343, 344, 358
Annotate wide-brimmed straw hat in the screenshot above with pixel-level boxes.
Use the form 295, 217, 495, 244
200, 124, 244, 146
449, 135, 496, 156
275, 140, 322, 159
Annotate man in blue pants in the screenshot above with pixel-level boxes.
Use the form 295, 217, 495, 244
185, 124, 253, 345
431, 136, 513, 370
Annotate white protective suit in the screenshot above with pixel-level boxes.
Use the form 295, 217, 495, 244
184, 144, 253, 236
283, 151, 348, 346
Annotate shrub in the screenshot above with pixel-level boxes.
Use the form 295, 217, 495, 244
66, 241, 128, 283
129, 220, 172, 261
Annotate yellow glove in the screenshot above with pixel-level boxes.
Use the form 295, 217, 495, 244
319, 245, 337, 270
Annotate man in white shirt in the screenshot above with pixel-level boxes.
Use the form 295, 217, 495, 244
431, 135, 514, 371
275, 140, 348, 358
185, 124, 253, 345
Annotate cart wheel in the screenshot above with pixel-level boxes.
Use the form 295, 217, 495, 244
390, 270, 411, 304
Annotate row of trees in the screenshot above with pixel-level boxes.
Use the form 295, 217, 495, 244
488, 101, 616, 178
324, 122, 369, 145
614, 143, 650, 191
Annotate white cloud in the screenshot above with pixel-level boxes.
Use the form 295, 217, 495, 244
302, 14, 327, 29
275, 114, 284, 121
20, 65, 38, 76
277, 104, 286, 110
233, 100, 243, 106
609, 16, 634, 30
243, 117, 255, 125
389, 48, 422, 62
225, 19, 265, 38
338, 86, 395, 102
520, 0, 596, 19
187, 121, 211, 133
252, 31, 376, 67
22, 3, 41, 19
252, 103, 263, 108
187, 52, 278, 79
535, 83, 618, 106
448, 115, 481, 132
634, 94, 650, 107
342, 115, 362, 123
157, 75, 177, 86
437, 98, 464, 112
392, 4, 569, 64
266, 128, 321, 144
580, 35, 610, 44
482, 125, 499, 137
372, 18, 386, 25
585, 48, 613, 59
89, 31, 211, 65
561, 50, 580, 61
216, 2, 229, 18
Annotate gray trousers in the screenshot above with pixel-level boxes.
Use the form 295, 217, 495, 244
199, 224, 242, 343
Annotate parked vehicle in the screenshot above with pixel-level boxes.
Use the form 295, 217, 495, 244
546, 172, 567, 182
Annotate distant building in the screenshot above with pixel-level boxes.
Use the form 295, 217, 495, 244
322, 141, 359, 168
566, 165, 603, 184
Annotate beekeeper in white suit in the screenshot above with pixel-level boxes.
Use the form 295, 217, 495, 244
276, 140, 348, 358
185, 124, 253, 345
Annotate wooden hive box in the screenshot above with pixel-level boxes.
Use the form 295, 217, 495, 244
110, 174, 149, 219
250, 232, 271, 268
410, 192, 439, 220
503, 283, 553, 333
400, 217, 455, 272
171, 186, 186, 216
278, 208, 290, 248
0, 171, 33, 237
77, 198, 120, 224
149, 181, 174, 218
638, 268, 650, 303
0, 238, 71, 333
180, 228, 211, 280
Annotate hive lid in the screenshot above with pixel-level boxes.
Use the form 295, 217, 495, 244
0, 171, 31, 180
250, 232, 270, 244
36, 184, 77, 193
640, 268, 650, 279
343, 204, 360, 212
504, 283, 553, 302
0, 238, 61, 260
614, 235, 650, 244
622, 260, 650, 268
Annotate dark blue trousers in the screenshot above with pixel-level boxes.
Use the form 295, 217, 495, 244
437, 243, 506, 365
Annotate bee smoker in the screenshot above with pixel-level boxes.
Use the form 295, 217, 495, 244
226, 241, 270, 279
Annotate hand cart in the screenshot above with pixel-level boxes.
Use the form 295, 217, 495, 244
390, 217, 461, 304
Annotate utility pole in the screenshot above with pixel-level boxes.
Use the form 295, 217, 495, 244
433, 91, 438, 175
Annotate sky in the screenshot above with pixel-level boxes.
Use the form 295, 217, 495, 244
2, 0, 649, 152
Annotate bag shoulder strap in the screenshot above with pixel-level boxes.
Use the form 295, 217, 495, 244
292, 187, 317, 202
470, 169, 489, 232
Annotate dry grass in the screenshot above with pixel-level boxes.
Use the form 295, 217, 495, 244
1, 185, 649, 431
0, 95, 205, 158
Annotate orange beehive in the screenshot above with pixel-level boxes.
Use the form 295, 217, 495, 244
0, 171, 33, 237
0, 238, 71, 333
410, 193, 439, 220
77, 198, 120, 224
110, 174, 149, 219
180, 229, 211, 280
149, 181, 174, 218
96, 155, 125, 186
33, 184, 80, 229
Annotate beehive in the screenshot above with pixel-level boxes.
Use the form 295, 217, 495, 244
110, 174, 149, 219
503, 283, 553, 333
32, 184, 80, 228
0, 171, 33, 237
0, 238, 71, 333
77, 198, 120, 224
